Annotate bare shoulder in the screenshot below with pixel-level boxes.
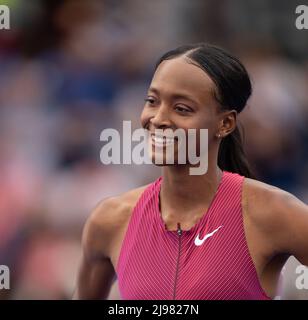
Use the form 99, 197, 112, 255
243, 177, 308, 255
243, 178, 307, 220
82, 183, 150, 260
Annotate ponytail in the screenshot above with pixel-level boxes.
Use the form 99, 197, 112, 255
218, 126, 255, 178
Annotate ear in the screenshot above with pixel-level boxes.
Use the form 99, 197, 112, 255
216, 110, 237, 138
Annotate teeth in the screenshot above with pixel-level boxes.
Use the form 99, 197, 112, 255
151, 135, 175, 146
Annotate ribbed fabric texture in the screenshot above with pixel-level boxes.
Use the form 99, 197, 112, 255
115, 171, 271, 300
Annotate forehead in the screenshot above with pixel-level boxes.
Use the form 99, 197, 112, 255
150, 57, 216, 102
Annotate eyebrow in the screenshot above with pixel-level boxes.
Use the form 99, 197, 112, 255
148, 87, 200, 106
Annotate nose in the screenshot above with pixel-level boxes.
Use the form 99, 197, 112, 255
150, 104, 172, 129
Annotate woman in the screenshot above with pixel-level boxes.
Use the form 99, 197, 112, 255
73, 43, 308, 300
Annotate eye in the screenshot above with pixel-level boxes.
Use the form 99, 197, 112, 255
144, 97, 156, 105
175, 105, 192, 114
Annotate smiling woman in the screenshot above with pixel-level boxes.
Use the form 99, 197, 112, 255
140, 44, 252, 178
73, 43, 308, 300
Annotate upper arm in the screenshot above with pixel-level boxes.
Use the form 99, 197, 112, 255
73, 199, 119, 300
73, 250, 115, 300
269, 191, 308, 266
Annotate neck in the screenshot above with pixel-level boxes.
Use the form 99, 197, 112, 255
160, 157, 223, 216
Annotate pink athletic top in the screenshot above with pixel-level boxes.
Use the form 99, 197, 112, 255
115, 171, 271, 300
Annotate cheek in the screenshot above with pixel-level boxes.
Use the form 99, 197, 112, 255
188, 113, 214, 131
140, 107, 150, 128
192, 113, 219, 140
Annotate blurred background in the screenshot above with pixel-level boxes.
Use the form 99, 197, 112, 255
0, 0, 307, 299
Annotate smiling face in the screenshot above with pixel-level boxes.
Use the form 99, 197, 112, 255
140, 56, 236, 166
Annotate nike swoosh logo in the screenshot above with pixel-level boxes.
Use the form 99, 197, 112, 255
194, 225, 223, 246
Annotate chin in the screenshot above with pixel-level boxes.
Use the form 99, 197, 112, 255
150, 153, 185, 166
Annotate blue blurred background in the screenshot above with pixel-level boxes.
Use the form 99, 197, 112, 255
0, 0, 307, 299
